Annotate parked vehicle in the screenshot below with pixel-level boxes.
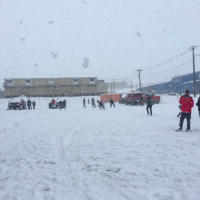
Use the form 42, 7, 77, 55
7, 100, 27, 110
119, 94, 127, 104
144, 93, 161, 104
49, 101, 66, 109
125, 92, 143, 105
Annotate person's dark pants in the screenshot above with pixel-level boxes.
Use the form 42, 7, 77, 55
33, 105, 35, 109
28, 106, 30, 109
179, 113, 191, 130
198, 108, 200, 117
92, 103, 96, 108
146, 105, 152, 115
83, 103, 86, 108
110, 103, 115, 107
99, 105, 105, 109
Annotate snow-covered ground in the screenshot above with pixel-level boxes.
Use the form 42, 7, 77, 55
0, 94, 200, 200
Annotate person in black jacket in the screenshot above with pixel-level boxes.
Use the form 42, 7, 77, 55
97, 100, 105, 109
109, 99, 115, 107
91, 98, 96, 108
146, 94, 153, 116
83, 98, 86, 108
196, 96, 200, 117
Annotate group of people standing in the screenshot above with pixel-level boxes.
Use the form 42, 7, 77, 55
26, 99, 36, 109
83, 98, 114, 109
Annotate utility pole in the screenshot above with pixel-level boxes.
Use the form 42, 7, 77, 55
131, 79, 132, 91
192, 46, 196, 97
136, 69, 143, 92
113, 78, 115, 93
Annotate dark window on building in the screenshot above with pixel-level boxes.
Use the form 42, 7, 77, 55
7, 80, 13, 84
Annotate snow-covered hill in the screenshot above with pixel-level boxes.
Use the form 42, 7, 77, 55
0, 95, 200, 200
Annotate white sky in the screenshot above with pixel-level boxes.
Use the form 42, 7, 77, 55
0, 0, 200, 89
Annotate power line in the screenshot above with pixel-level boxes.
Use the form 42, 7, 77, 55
142, 59, 192, 76
115, 72, 138, 81
113, 48, 191, 81
144, 48, 191, 71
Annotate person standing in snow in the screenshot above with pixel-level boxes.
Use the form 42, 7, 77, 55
176, 89, 194, 131
27, 99, 32, 110
97, 100, 105, 109
146, 94, 153, 116
83, 98, 86, 108
32, 100, 36, 109
88, 98, 90, 104
63, 99, 66, 109
140, 96, 144, 107
91, 98, 96, 108
196, 96, 200, 117
109, 99, 115, 107
52, 99, 56, 107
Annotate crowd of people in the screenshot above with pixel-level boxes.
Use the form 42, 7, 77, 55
21, 99, 36, 109
19, 89, 200, 132
49, 99, 67, 110
83, 98, 115, 109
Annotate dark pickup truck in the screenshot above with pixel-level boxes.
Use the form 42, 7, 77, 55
144, 93, 161, 104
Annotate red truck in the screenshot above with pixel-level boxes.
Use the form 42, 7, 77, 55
119, 94, 127, 104
144, 93, 161, 104
125, 92, 143, 105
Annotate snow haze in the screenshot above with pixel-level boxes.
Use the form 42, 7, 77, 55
0, 0, 200, 88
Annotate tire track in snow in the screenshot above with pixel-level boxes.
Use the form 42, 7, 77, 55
61, 130, 134, 200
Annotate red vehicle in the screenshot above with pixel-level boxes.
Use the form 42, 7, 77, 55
125, 92, 143, 105
144, 93, 160, 104
119, 94, 127, 104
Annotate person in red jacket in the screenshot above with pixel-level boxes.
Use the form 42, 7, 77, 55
177, 89, 194, 131
52, 99, 56, 106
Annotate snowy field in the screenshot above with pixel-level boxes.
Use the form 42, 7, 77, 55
0, 94, 200, 200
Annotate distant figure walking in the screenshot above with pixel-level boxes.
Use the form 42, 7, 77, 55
140, 96, 144, 107
32, 100, 36, 109
196, 96, 200, 117
63, 99, 67, 109
88, 98, 90, 104
83, 98, 86, 108
146, 94, 153, 116
176, 89, 194, 132
27, 99, 32, 110
91, 98, 96, 108
97, 100, 105, 109
109, 99, 115, 107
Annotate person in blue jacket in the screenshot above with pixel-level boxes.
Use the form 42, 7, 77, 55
27, 99, 32, 109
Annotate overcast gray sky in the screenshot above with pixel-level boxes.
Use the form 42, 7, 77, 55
0, 0, 200, 89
